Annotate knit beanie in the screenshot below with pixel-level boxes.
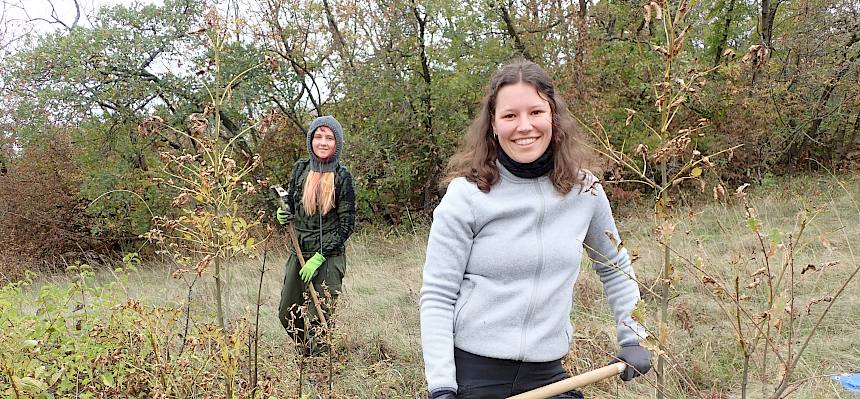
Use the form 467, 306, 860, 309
306, 115, 344, 173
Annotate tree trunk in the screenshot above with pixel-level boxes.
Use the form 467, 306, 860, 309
751, 0, 782, 84
412, 0, 432, 138
835, 112, 860, 163
760, 0, 780, 50
495, 0, 534, 61
572, 0, 589, 99
713, 0, 736, 67
412, 0, 440, 211
782, 43, 859, 168
322, 0, 352, 68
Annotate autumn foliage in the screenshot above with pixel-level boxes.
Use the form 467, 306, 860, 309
0, 132, 91, 279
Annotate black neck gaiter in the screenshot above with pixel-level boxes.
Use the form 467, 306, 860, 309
496, 143, 554, 179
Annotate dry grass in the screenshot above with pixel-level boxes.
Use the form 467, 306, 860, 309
18, 173, 860, 398
594, 173, 860, 398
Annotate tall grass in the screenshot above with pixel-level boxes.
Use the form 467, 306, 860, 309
9, 174, 860, 398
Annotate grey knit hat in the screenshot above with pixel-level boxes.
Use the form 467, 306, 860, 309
306, 115, 344, 172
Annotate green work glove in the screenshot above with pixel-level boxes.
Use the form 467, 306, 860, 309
275, 207, 293, 225
299, 252, 326, 283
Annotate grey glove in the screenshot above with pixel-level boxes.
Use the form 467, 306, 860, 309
430, 389, 456, 399
611, 344, 652, 381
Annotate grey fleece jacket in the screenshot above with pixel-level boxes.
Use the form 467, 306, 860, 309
419, 166, 646, 394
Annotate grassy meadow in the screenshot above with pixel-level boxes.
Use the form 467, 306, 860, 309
3, 173, 860, 398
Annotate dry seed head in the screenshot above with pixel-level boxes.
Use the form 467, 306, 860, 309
652, 133, 691, 163
652, 45, 670, 58
171, 268, 189, 279
188, 113, 208, 138
697, 178, 706, 192
676, 0, 689, 22
668, 95, 687, 110
171, 192, 192, 208
204, 7, 221, 30
650, 2, 663, 20
195, 254, 214, 274
242, 181, 256, 194
624, 108, 637, 126
806, 296, 834, 314
772, 318, 783, 331
750, 267, 767, 277
741, 44, 770, 67
223, 157, 236, 172
138, 116, 165, 137
672, 28, 688, 55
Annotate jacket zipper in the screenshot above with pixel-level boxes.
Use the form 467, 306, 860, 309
517, 180, 546, 360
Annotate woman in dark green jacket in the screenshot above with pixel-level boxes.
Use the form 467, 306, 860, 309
275, 115, 356, 354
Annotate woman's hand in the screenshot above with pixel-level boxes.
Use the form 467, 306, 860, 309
299, 252, 326, 283
275, 208, 293, 225
611, 344, 652, 381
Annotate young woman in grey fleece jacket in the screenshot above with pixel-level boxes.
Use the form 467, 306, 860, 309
420, 60, 651, 399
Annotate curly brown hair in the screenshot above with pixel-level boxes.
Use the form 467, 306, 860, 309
442, 60, 590, 194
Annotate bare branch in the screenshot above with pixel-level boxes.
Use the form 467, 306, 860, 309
493, 0, 534, 61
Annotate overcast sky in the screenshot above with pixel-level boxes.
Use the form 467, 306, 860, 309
3, 0, 163, 37
0, 0, 163, 56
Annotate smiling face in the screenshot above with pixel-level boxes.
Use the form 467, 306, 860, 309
311, 125, 337, 160
492, 82, 553, 163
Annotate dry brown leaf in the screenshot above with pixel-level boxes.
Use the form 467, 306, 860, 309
625, 108, 637, 126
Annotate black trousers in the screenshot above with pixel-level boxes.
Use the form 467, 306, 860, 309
454, 348, 584, 399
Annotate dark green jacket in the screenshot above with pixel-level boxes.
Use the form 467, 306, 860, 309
286, 159, 356, 257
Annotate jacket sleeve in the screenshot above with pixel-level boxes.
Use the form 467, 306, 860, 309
419, 179, 475, 394
286, 160, 305, 215
582, 179, 648, 347
321, 168, 356, 255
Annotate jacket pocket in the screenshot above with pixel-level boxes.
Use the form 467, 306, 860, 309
453, 279, 476, 333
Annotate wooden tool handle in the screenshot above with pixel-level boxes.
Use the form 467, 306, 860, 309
285, 223, 329, 331
506, 363, 626, 399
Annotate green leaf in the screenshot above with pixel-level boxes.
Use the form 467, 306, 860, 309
690, 166, 702, 177
768, 228, 783, 244
631, 299, 647, 323
746, 217, 760, 233
101, 373, 115, 388
18, 376, 48, 393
